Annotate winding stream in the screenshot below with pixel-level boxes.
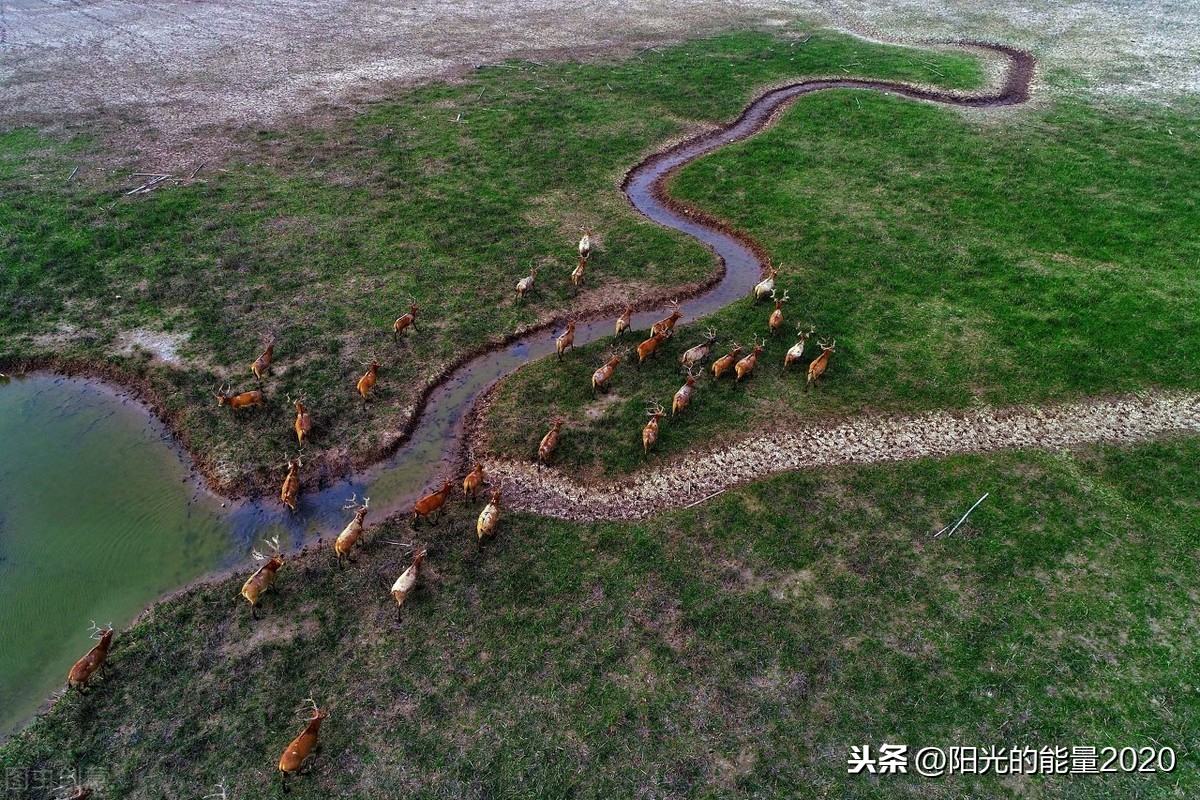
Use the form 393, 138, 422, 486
0, 42, 1032, 736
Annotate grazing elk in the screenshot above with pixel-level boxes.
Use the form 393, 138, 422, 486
592, 353, 621, 395
636, 329, 670, 368
711, 343, 744, 381
240, 537, 283, 619
650, 300, 683, 337
642, 401, 665, 455
413, 481, 454, 525
391, 549, 427, 621
213, 384, 264, 412
768, 289, 789, 337
67, 622, 114, 691
356, 360, 380, 400
477, 486, 502, 543
735, 336, 766, 383
615, 304, 634, 338
291, 397, 313, 445
806, 339, 836, 392
556, 322, 576, 361
334, 495, 370, 565
393, 298, 420, 337
753, 265, 779, 302
578, 227, 592, 260
537, 419, 564, 472
679, 326, 717, 373
251, 342, 274, 380
515, 267, 537, 300
571, 258, 586, 292
280, 457, 302, 512
672, 370, 697, 416
784, 326, 815, 369
278, 698, 327, 793
463, 461, 485, 500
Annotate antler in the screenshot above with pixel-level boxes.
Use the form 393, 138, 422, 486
755, 335, 768, 348
297, 697, 320, 717
202, 779, 230, 800
252, 535, 282, 560
646, 401, 666, 417
342, 493, 359, 510
705, 326, 717, 340
780, 290, 789, 303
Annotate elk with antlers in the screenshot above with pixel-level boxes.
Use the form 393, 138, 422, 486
538, 419, 564, 471
251, 342, 274, 380
278, 698, 327, 793
463, 461, 485, 500
615, 304, 634, 338
753, 265, 778, 302
240, 537, 283, 619
556, 322, 576, 361
806, 339, 836, 392
477, 486, 502, 543
711, 343, 744, 381
412, 480, 454, 525
735, 336, 766, 383
280, 457, 302, 512
642, 401, 665, 455
592, 353, 621, 395
636, 329, 670, 368
515, 267, 537, 300
768, 289, 789, 337
290, 396, 313, 445
679, 327, 717, 373
393, 298, 420, 337
578, 227, 592, 260
334, 495, 370, 565
67, 622, 114, 691
571, 258, 586, 292
673, 370, 697, 416
650, 300, 683, 338
390, 549, 427, 621
213, 384, 264, 412
356, 360, 380, 400
784, 326, 815, 369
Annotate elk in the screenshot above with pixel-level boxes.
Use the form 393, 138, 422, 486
642, 401, 665, 455
538, 419, 564, 471
614, 304, 634, 337
711, 343, 744, 381
477, 486, 502, 543
679, 327, 717, 372
334, 495, 370, 565
753, 265, 779, 302
556, 322, 576, 361
806, 339, 836, 392
578, 227, 592, 260
293, 399, 312, 445
413, 480, 454, 525
390, 549, 427, 621
463, 461, 486, 500
735, 336, 766, 383
67, 621, 114, 691
356, 360, 380, 400
768, 289, 789, 337
515, 267, 537, 300
280, 457, 302, 512
240, 537, 283, 619
278, 698, 327, 793
393, 297, 420, 337
251, 342, 274, 380
650, 299, 683, 337
571, 258, 586, 292
636, 329, 670, 368
784, 326, 815, 369
592, 353, 621, 395
672, 370, 697, 416
213, 384, 264, 412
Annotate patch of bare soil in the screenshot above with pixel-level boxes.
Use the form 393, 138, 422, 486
483, 391, 1200, 520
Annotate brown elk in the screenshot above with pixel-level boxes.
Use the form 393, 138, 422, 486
463, 461, 485, 500
642, 401, 665, 455
578, 227, 592, 260
672, 370, 697, 416
679, 326, 717, 373
806, 339, 836, 392
390, 549, 427, 621
614, 304, 634, 338
291, 397, 312, 445
556, 322, 575, 361
413, 480, 454, 525
251, 342, 274, 380
571, 258, 586, 292
768, 289, 789, 337
334, 495, 370, 565
711, 343, 744, 381
67, 622, 114, 691
538, 419, 564, 471
753, 265, 778, 302
280, 457, 302, 512
278, 698, 327, 793
356, 360, 380, 400
477, 486, 502, 543
515, 267, 537, 300
214, 384, 264, 412
592, 353, 621, 395
393, 298, 420, 337
735, 336, 766, 383
784, 326, 815, 369
650, 300, 683, 337
636, 329, 670, 368
240, 537, 283, 619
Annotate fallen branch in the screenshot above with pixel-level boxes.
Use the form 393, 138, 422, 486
935, 492, 989, 537
189, 161, 208, 180
124, 175, 172, 195
66, 166, 80, 182
685, 489, 725, 509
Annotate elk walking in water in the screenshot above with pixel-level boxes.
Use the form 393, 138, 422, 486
784, 326, 815, 369
642, 401, 665, 455
806, 340, 837, 392
240, 537, 284, 619
711, 343, 744, 381
556, 322, 576, 361
735, 336, 766, 383
768, 289, 789, 337
334, 495, 370, 566
356, 360, 380, 400
538, 419, 564, 472
615, 304, 634, 338
214, 384, 264, 412
391, 549, 427, 621
393, 298, 420, 338
251, 342, 274, 380
67, 622, 114, 691
280, 457, 302, 512
278, 698, 327, 793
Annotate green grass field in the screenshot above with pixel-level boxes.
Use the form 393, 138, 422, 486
2, 437, 1196, 798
